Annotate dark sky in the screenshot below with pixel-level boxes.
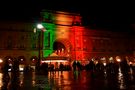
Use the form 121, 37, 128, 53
0, 0, 135, 32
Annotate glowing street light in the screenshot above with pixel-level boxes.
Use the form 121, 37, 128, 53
37, 24, 44, 29
35, 23, 46, 72
34, 24, 46, 33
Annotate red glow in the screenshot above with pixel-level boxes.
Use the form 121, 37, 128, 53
71, 26, 84, 61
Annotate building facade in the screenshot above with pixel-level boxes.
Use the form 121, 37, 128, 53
0, 10, 134, 69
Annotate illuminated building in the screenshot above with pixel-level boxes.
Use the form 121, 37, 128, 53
0, 10, 134, 69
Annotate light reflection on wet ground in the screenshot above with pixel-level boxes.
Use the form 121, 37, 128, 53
0, 68, 135, 90
0, 73, 3, 88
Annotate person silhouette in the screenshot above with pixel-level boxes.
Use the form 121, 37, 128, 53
2, 60, 10, 73
1, 73, 10, 90
72, 61, 77, 71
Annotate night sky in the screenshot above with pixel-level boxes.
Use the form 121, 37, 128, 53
0, 0, 135, 32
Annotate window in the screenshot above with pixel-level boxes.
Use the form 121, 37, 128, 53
83, 47, 87, 51
32, 43, 37, 49
7, 37, 12, 49
43, 13, 53, 23
19, 44, 25, 49
92, 47, 96, 51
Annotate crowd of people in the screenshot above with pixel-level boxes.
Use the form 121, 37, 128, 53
72, 58, 135, 76
1, 58, 135, 74
0, 57, 135, 89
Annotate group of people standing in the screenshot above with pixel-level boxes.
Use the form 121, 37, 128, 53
72, 58, 135, 75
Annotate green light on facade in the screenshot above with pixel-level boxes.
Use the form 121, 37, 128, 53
42, 23, 56, 57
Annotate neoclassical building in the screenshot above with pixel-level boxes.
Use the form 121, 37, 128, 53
0, 10, 134, 69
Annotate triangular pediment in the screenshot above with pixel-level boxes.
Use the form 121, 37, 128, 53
49, 52, 58, 57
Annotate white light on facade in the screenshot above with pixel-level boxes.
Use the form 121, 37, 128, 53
41, 60, 68, 63
21, 59, 23, 61
117, 59, 121, 62
109, 57, 113, 61
0, 59, 3, 63
19, 68, 24, 71
33, 28, 37, 33
103, 62, 106, 66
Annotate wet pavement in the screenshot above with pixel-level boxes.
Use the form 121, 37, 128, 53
0, 68, 135, 90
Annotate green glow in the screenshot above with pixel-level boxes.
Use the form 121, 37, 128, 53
42, 23, 56, 57
41, 10, 55, 23
41, 10, 84, 61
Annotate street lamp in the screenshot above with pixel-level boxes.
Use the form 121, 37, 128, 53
37, 24, 44, 29
34, 23, 46, 72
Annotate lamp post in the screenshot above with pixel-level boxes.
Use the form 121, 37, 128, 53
34, 24, 46, 72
